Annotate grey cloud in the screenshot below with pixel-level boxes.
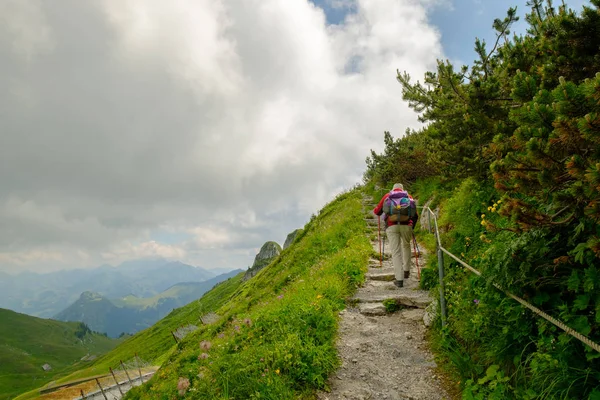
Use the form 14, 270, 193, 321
0, 0, 443, 272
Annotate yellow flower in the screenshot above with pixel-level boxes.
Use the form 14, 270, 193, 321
481, 220, 486, 226
275, 369, 280, 375
491, 207, 497, 212
497, 200, 502, 204
316, 294, 323, 299
487, 206, 492, 211
481, 214, 485, 219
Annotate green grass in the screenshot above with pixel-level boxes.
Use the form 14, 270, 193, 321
0, 309, 121, 400
18, 187, 371, 399
15, 274, 245, 400
121, 188, 372, 399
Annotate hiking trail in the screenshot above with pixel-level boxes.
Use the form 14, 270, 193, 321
317, 196, 451, 400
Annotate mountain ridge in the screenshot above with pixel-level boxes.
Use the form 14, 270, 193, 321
54, 269, 243, 337
0, 259, 224, 318
0, 308, 120, 400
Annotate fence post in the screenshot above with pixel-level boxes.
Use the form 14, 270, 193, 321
80, 389, 87, 399
135, 352, 144, 383
428, 209, 432, 233
437, 247, 448, 327
121, 360, 134, 387
95, 378, 109, 400
110, 367, 124, 396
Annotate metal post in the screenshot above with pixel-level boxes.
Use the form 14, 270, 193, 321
428, 209, 432, 233
120, 360, 134, 387
135, 352, 144, 383
95, 378, 109, 400
110, 367, 124, 395
437, 247, 448, 327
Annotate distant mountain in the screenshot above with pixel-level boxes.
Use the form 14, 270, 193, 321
54, 269, 243, 337
0, 308, 120, 400
0, 259, 217, 318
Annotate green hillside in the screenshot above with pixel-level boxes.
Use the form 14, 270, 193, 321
15, 272, 245, 399
124, 189, 370, 399
21, 188, 370, 399
0, 309, 120, 400
112, 269, 243, 310
54, 270, 243, 337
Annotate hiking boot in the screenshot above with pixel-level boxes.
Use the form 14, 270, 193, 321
404, 271, 410, 279
393, 280, 404, 288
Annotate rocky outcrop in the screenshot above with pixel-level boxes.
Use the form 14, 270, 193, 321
243, 241, 282, 281
283, 229, 302, 250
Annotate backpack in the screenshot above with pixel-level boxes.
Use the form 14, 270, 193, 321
383, 190, 416, 223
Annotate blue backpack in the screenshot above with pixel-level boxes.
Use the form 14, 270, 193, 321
383, 190, 416, 223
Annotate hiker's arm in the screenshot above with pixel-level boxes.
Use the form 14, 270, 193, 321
373, 195, 387, 216
411, 211, 419, 227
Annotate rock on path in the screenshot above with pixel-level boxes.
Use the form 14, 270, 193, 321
317, 197, 450, 400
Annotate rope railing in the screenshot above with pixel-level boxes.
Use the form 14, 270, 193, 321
422, 206, 600, 353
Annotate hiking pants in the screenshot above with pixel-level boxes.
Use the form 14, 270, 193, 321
386, 224, 412, 281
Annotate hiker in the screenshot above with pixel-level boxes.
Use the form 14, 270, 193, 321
373, 183, 419, 288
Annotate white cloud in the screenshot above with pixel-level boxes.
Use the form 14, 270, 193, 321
101, 240, 186, 263
0, 0, 443, 272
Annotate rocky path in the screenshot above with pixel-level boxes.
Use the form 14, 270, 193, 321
317, 197, 450, 400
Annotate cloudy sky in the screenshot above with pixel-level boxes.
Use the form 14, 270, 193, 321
0, 0, 588, 274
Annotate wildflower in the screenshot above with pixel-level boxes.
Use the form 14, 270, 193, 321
487, 206, 492, 211
177, 377, 190, 396
275, 369, 280, 375
234, 325, 240, 332
481, 214, 485, 219
473, 299, 480, 305
198, 352, 209, 360
260, 358, 264, 362
277, 294, 284, 300
497, 199, 502, 204
262, 373, 265, 377
218, 333, 225, 339
317, 294, 323, 299
243, 318, 252, 326
200, 340, 212, 351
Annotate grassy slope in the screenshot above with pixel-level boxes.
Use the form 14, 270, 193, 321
15, 273, 245, 400
121, 188, 371, 399
18, 188, 370, 399
0, 309, 120, 400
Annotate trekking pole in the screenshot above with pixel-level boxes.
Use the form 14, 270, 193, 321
382, 228, 385, 261
378, 216, 382, 267
412, 233, 421, 279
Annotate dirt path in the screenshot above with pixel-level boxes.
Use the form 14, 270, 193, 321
317, 197, 450, 400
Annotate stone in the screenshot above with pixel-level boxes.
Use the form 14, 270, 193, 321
400, 308, 425, 322
243, 241, 282, 281
359, 303, 387, 316
283, 229, 303, 250
423, 301, 438, 327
